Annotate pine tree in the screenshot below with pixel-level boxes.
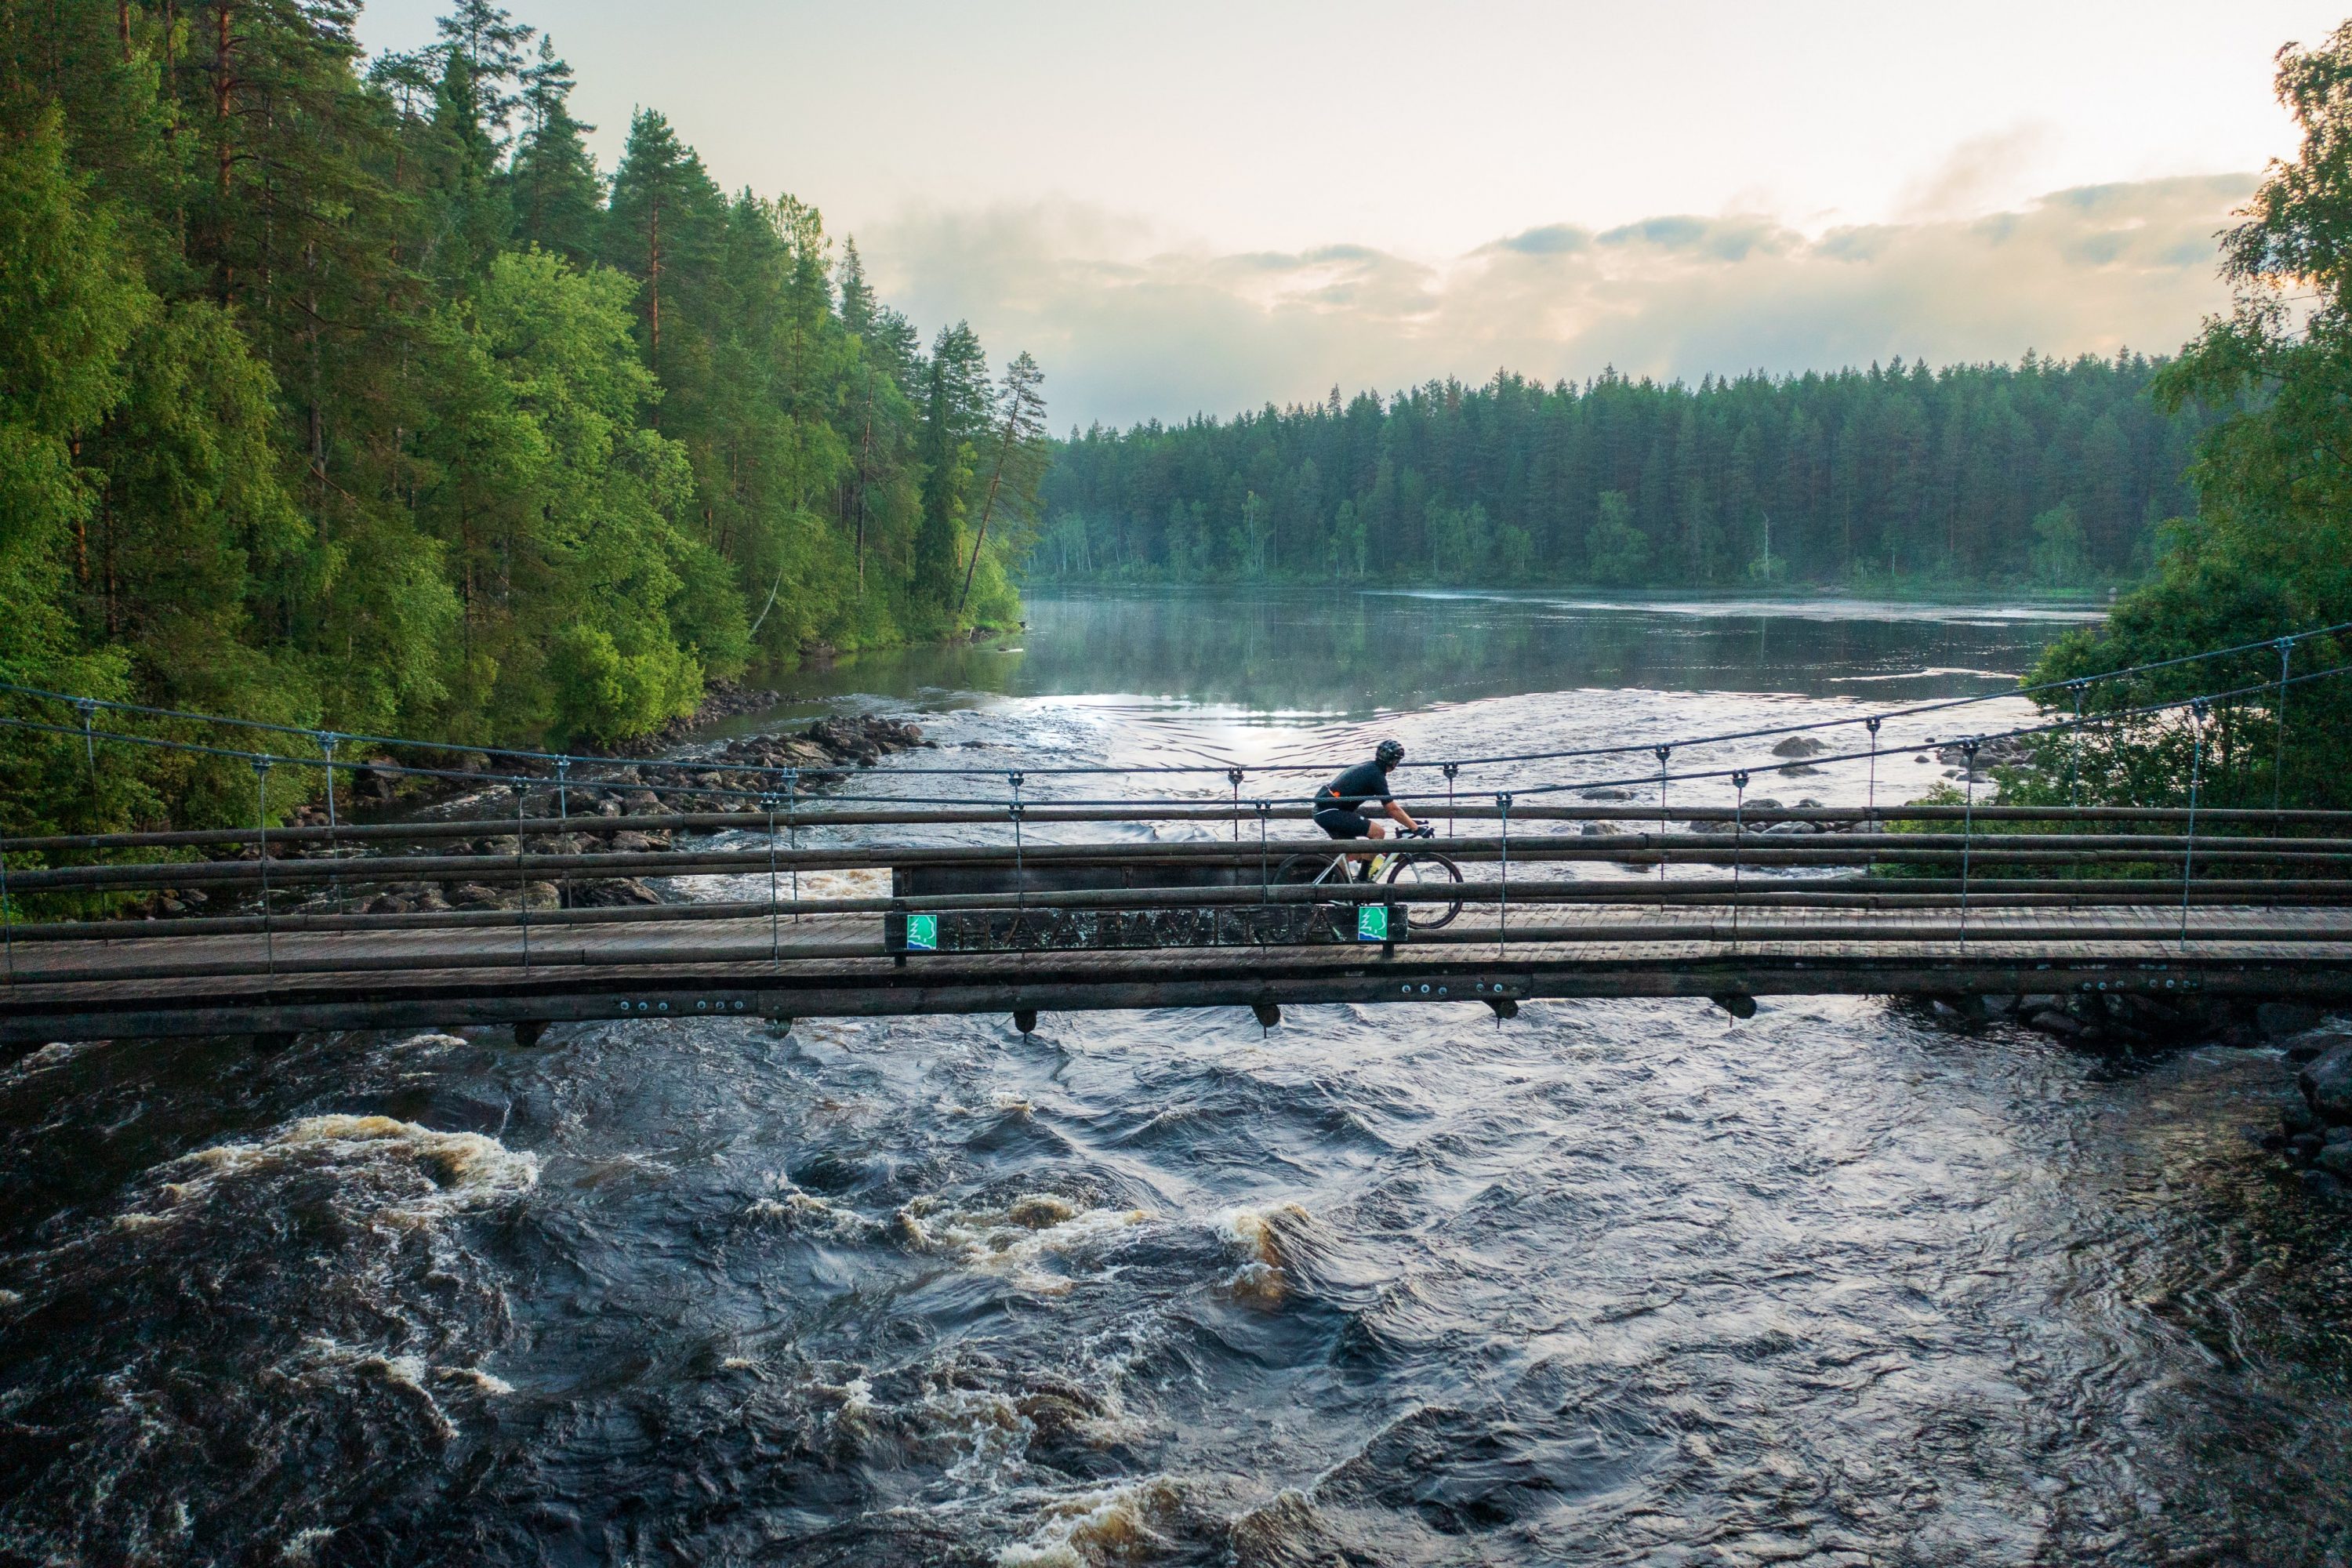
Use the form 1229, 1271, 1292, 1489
956, 350, 1047, 616
508, 38, 601, 266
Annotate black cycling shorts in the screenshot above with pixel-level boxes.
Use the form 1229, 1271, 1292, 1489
1314, 807, 1374, 840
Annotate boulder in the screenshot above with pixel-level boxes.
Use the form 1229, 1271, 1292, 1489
2027, 1009, 2083, 1037
568, 877, 664, 908
2285, 1031, 2349, 1065
446, 881, 506, 909
1770, 735, 1828, 758
2298, 1041, 2352, 1124
2257, 1003, 2324, 1040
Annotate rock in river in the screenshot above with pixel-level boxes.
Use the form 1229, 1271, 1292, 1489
2299, 1040, 2352, 1124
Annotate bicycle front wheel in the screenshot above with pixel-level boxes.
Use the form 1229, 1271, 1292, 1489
1386, 852, 1464, 929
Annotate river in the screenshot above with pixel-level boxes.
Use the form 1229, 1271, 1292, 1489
3, 589, 2347, 1567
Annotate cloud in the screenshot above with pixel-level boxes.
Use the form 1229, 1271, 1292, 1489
860, 174, 2256, 431
1896, 124, 2056, 220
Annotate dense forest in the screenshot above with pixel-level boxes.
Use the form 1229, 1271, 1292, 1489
1037, 354, 2219, 591
0, 0, 1045, 832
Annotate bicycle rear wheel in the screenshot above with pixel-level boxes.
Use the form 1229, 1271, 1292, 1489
1273, 852, 1348, 889
1386, 852, 1464, 928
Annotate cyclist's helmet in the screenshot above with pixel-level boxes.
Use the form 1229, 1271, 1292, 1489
1374, 739, 1406, 769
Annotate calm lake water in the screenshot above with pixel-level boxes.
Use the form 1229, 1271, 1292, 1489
5, 589, 2347, 1568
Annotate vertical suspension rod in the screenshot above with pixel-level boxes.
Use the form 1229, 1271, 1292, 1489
2182, 699, 2209, 952
252, 756, 276, 979
1653, 745, 1671, 907
1958, 738, 1981, 940
1495, 792, 1512, 961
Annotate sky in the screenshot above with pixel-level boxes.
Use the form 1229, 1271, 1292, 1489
361, 1, 2346, 428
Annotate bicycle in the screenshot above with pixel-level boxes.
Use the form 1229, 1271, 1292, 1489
1274, 825, 1465, 929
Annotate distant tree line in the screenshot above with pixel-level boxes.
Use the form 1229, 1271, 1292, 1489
1036, 354, 2222, 592
0, 0, 1045, 837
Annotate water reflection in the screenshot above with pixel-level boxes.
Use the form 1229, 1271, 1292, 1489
749, 589, 2099, 723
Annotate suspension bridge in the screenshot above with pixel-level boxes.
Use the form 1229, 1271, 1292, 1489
0, 626, 2346, 1047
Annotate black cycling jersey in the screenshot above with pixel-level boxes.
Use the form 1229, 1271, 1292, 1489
1316, 760, 1393, 813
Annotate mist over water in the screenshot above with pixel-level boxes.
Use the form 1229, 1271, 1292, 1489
4, 590, 2346, 1568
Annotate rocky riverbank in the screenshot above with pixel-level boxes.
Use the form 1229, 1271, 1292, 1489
1910, 990, 2352, 1197
139, 713, 932, 920
1918, 992, 2330, 1051
2265, 1025, 2352, 1194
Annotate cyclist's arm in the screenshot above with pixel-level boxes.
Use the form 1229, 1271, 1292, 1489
1383, 799, 1419, 833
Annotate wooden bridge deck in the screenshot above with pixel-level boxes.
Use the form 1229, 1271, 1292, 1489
5, 902, 2348, 1044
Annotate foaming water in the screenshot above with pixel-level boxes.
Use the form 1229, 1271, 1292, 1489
2, 591, 2347, 1566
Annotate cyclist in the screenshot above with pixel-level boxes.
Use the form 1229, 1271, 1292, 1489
1313, 739, 1423, 880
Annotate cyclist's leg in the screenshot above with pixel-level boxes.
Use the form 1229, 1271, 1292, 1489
1313, 806, 1380, 877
